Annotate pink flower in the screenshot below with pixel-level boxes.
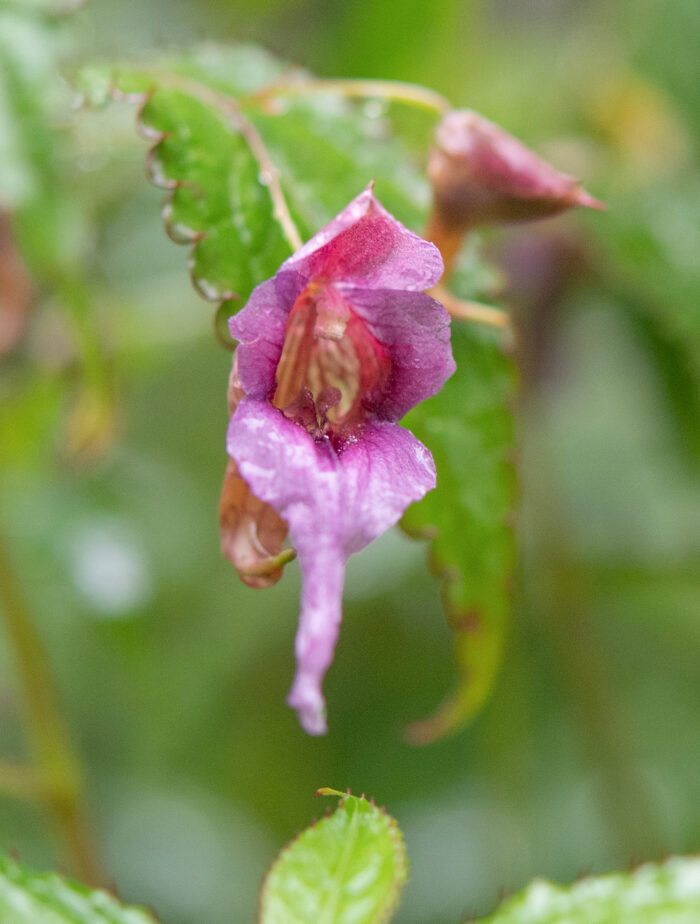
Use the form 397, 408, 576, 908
224, 186, 455, 734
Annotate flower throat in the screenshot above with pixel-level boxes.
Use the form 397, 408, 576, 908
273, 282, 390, 443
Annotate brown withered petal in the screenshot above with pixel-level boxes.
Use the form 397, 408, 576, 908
428, 109, 604, 231
219, 457, 290, 589
219, 356, 292, 588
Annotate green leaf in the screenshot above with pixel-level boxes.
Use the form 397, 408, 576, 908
74, 44, 442, 309
478, 856, 700, 924
402, 321, 517, 744
136, 86, 292, 303
250, 97, 431, 235
259, 789, 408, 924
0, 855, 158, 923
591, 179, 700, 467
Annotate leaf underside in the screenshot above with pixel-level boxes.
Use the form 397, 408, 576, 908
259, 791, 408, 924
402, 321, 516, 744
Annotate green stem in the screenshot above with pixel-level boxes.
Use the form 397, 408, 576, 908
248, 78, 451, 116
0, 532, 101, 884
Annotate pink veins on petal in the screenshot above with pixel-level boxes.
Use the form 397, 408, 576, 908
225, 185, 455, 734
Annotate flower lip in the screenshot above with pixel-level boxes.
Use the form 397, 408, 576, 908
227, 397, 438, 735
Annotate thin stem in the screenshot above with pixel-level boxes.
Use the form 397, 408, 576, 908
0, 532, 101, 884
425, 210, 511, 330
431, 284, 511, 330
424, 212, 466, 281
248, 77, 451, 117
239, 547, 297, 578
154, 73, 303, 252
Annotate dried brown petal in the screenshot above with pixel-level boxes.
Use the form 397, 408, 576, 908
220, 352, 292, 588
219, 457, 291, 589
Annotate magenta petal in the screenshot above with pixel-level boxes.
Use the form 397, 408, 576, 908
342, 286, 456, 420
335, 419, 437, 554
227, 398, 436, 734
229, 275, 302, 399
283, 185, 444, 291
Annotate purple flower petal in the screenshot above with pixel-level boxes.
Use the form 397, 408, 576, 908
231, 282, 454, 416
229, 275, 301, 400
224, 188, 455, 734
227, 398, 436, 734
341, 287, 456, 421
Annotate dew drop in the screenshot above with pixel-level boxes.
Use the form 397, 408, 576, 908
194, 277, 224, 302
258, 169, 273, 186
363, 99, 387, 119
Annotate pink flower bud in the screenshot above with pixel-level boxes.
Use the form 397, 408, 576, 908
428, 109, 603, 230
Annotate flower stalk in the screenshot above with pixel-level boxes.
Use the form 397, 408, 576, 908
0, 532, 101, 885
246, 78, 451, 116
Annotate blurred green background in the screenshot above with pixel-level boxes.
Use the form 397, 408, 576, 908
0, 0, 698, 922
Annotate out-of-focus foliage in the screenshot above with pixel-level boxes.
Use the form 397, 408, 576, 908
0, 855, 157, 923
0, 1, 698, 923
0, 0, 113, 461
260, 790, 408, 924
480, 857, 700, 924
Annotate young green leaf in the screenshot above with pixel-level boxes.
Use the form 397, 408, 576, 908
0, 856, 158, 923
402, 321, 516, 744
259, 790, 408, 924
478, 856, 700, 924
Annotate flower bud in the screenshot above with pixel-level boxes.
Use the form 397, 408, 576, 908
428, 109, 603, 231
